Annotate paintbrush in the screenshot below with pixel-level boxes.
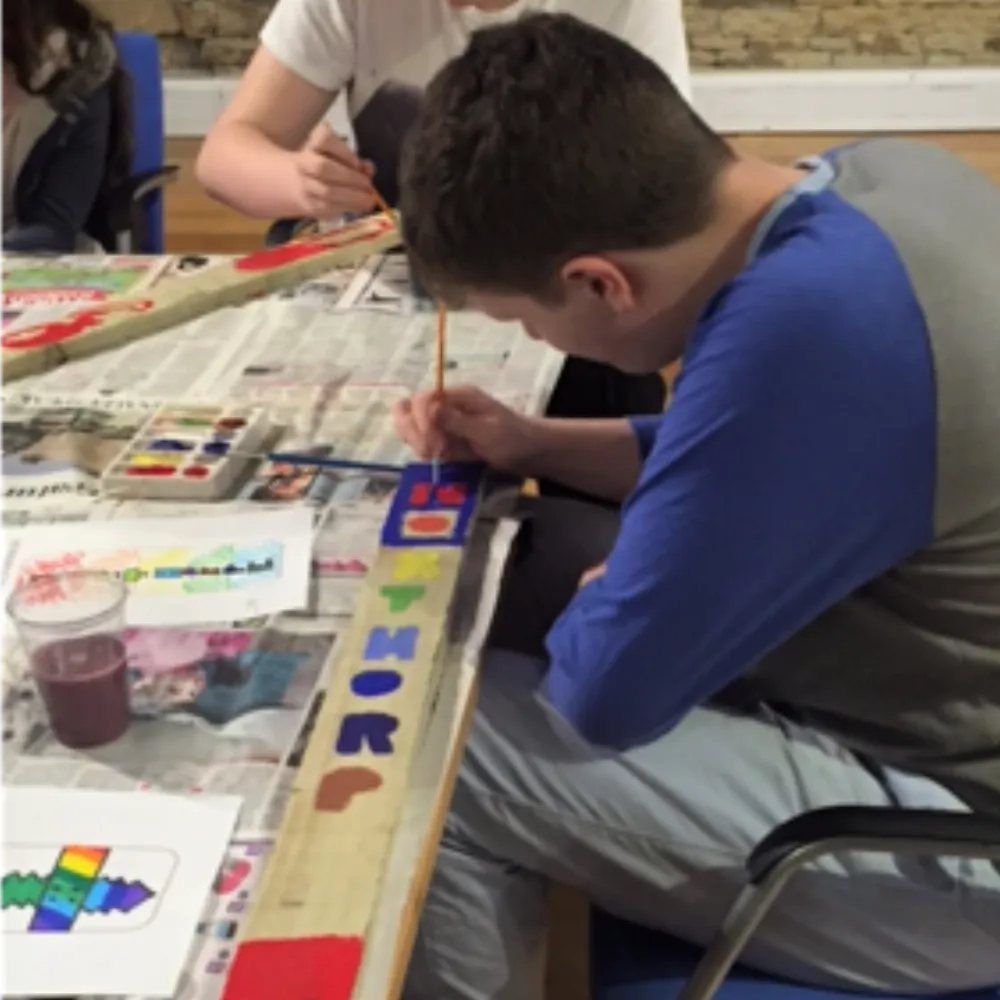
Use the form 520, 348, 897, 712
367, 181, 446, 483
370, 185, 392, 215
233, 451, 406, 476
432, 303, 447, 484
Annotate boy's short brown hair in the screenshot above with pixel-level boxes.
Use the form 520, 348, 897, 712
399, 12, 733, 305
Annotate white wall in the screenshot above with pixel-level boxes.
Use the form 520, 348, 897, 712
164, 67, 1000, 138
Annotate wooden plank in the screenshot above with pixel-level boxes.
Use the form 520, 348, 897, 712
221, 462, 483, 1000
1, 213, 401, 383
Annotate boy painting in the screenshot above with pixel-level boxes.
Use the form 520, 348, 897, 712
390, 13, 1000, 1000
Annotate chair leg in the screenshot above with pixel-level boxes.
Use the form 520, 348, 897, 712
675, 877, 792, 1000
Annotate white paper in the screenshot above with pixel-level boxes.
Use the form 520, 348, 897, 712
5, 508, 314, 626
1, 786, 241, 997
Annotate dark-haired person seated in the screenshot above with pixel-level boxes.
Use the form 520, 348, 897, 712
3, 0, 131, 254
390, 13, 1000, 1000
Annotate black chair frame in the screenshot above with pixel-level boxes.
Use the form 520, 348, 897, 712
103, 165, 180, 253
678, 806, 1000, 1000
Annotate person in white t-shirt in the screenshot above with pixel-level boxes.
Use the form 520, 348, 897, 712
196, 0, 690, 461
197, 0, 689, 221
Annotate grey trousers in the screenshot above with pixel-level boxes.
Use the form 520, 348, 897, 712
404, 499, 1000, 1000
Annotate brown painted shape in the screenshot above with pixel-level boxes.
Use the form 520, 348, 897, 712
314, 767, 383, 812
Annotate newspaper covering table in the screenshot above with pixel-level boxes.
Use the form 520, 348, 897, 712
1, 251, 562, 1000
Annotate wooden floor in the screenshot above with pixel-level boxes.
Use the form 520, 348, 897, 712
161, 129, 999, 1000
164, 132, 1000, 254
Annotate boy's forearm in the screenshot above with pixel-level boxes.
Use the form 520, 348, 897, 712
196, 124, 304, 220
520, 417, 644, 502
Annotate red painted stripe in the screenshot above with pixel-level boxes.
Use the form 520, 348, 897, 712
222, 936, 364, 1000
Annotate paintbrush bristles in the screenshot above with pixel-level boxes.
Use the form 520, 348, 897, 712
435, 304, 447, 395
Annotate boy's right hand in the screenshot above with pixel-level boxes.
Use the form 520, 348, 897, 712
291, 122, 379, 220
392, 386, 539, 473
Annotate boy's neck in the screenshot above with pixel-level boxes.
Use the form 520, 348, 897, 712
711, 156, 812, 260
622, 157, 814, 368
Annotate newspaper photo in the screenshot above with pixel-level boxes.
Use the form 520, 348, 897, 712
239, 445, 346, 506
171, 836, 274, 1000
124, 625, 326, 744
2, 401, 152, 527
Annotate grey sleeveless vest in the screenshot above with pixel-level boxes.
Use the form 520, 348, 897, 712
748, 139, 1000, 814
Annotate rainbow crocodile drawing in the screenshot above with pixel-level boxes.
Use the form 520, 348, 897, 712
2, 846, 155, 931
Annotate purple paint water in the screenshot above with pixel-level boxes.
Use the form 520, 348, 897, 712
30, 634, 130, 748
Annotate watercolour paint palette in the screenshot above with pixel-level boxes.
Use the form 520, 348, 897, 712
101, 405, 271, 501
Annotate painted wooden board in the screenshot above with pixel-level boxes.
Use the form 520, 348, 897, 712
1, 213, 401, 383
220, 461, 484, 1000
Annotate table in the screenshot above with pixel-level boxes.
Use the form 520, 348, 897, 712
1, 250, 563, 1000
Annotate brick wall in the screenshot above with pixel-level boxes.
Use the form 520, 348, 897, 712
95, 0, 1000, 72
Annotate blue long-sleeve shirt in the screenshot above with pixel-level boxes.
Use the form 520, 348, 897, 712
543, 161, 938, 749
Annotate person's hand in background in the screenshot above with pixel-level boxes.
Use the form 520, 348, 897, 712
392, 386, 539, 472
196, 49, 380, 221
291, 122, 378, 220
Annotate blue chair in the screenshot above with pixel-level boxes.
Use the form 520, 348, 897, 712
107, 32, 178, 253
591, 806, 1000, 1000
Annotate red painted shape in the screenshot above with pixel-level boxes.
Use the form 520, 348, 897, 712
406, 513, 452, 536
408, 483, 432, 507
2, 299, 154, 351
407, 483, 467, 509
222, 936, 364, 1000
183, 465, 210, 478
434, 483, 467, 507
215, 418, 246, 430
233, 242, 330, 273
126, 464, 176, 477
214, 858, 252, 895
235, 216, 395, 274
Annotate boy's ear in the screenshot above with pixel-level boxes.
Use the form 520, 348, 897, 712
560, 255, 636, 311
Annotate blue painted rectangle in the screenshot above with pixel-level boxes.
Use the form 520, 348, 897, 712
380, 462, 482, 548
29, 905, 74, 931
37, 890, 77, 920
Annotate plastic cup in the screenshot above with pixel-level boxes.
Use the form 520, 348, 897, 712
7, 571, 130, 749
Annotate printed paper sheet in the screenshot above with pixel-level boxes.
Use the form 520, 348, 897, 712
0, 255, 170, 312
1, 786, 241, 998
5, 508, 315, 626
